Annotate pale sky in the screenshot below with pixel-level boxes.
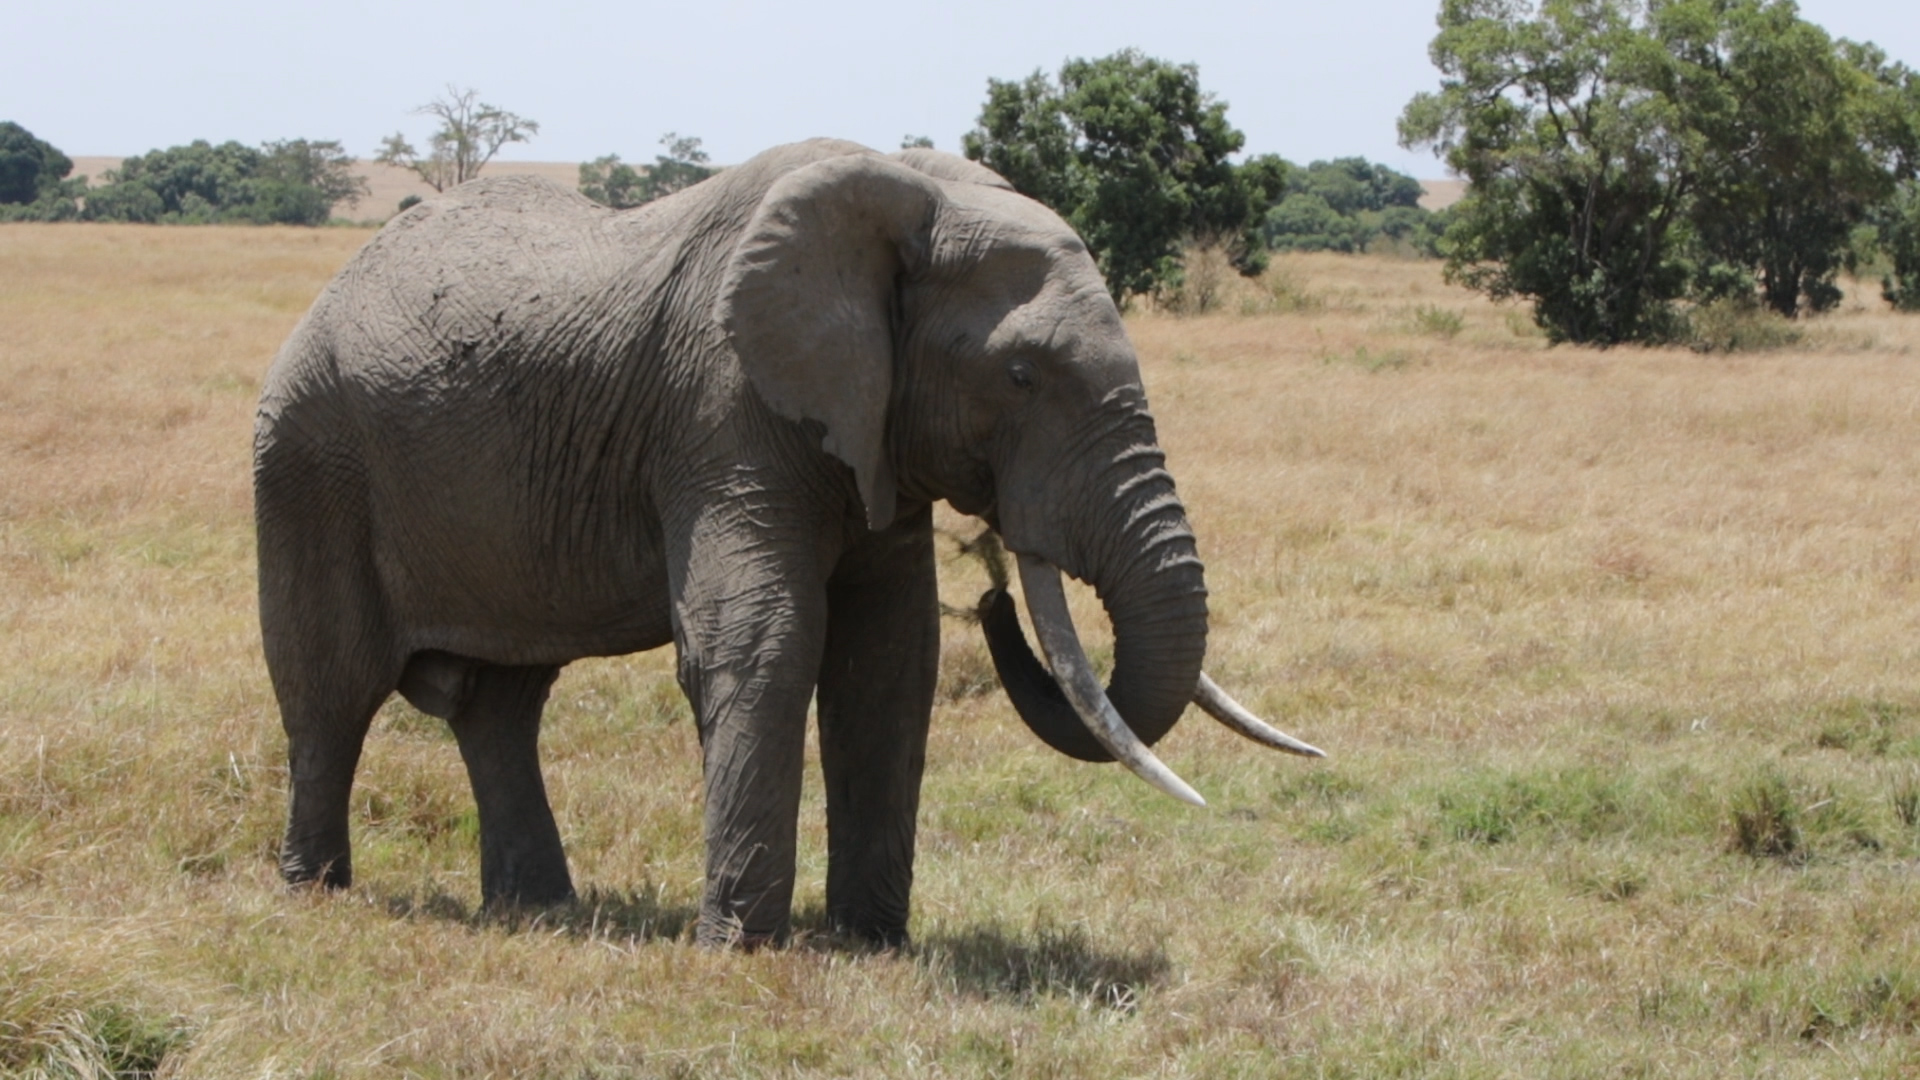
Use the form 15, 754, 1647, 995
8, 0, 1917, 180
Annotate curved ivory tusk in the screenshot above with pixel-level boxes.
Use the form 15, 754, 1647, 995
1014, 553, 1206, 807
1194, 673, 1326, 758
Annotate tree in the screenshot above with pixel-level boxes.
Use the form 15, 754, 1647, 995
1263, 157, 1444, 254
0, 122, 84, 220
254, 140, 368, 222
92, 140, 265, 222
579, 133, 716, 210
900, 135, 935, 149
1879, 181, 1920, 310
82, 138, 368, 225
963, 50, 1283, 301
1399, 0, 1697, 345
1665, 1, 1908, 315
376, 86, 539, 192
1400, 0, 1917, 343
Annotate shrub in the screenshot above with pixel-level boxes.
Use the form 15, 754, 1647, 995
0, 121, 85, 220
1729, 771, 1802, 860
1878, 183, 1920, 312
1684, 298, 1804, 353
83, 138, 366, 225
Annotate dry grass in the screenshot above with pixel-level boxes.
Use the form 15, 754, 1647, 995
6, 228, 1920, 1076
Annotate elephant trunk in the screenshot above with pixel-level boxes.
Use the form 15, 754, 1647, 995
982, 400, 1209, 771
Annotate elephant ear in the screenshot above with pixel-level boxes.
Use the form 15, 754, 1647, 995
716, 153, 945, 531
888, 148, 1014, 191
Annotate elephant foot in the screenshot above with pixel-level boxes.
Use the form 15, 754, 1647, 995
838, 921, 910, 950
478, 846, 576, 910
695, 912, 788, 950
279, 849, 351, 891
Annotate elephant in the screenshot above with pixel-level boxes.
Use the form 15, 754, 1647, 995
254, 138, 1321, 948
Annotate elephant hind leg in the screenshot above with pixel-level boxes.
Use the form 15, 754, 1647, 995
258, 431, 399, 891
262, 578, 397, 892
446, 661, 574, 908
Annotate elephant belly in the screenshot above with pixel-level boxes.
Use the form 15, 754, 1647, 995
388, 555, 678, 667
370, 492, 680, 668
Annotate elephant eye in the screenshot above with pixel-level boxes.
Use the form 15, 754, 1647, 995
1008, 360, 1035, 390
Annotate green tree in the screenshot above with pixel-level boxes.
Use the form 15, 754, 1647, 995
1401, 0, 1918, 342
83, 138, 367, 225
1665, 1, 1908, 315
251, 139, 368, 224
1879, 181, 1920, 310
1399, 0, 1696, 344
963, 50, 1283, 301
376, 86, 539, 192
1263, 157, 1444, 254
579, 133, 715, 210
0, 122, 84, 220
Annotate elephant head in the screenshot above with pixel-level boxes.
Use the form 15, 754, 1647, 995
715, 142, 1320, 803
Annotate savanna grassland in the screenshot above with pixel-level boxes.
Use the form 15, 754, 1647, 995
5, 224, 1920, 1078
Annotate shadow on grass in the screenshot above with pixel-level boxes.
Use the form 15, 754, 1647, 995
381, 884, 699, 944
379, 889, 1170, 1008
913, 923, 1171, 1011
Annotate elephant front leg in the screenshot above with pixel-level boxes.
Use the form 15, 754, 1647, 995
817, 504, 938, 946
671, 511, 831, 948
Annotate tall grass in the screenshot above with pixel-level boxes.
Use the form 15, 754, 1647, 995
6, 230, 1920, 1075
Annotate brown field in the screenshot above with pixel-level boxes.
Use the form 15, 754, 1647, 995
4, 224, 1920, 1077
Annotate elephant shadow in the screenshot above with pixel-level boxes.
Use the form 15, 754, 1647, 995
911, 923, 1172, 1010
379, 889, 1169, 1003
381, 883, 701, 944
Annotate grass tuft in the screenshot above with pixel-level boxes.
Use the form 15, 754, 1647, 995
1729, 771, 1803, 861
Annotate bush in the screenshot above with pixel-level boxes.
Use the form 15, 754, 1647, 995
1878, 183, 1920, 312
82, 138, 366, 225
1684, 298, 1804, 353
0, 121, 85, 220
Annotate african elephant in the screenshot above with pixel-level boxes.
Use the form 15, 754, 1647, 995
255, 138, 1319, 947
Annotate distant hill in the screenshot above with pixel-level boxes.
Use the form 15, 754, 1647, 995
67, 155, 1468, 223
1418, 180, 1465, 211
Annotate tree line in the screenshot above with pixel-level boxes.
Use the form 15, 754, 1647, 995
17, 3, 1915, 338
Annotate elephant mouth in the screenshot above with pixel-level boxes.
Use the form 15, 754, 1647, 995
989, 553, 1324, 806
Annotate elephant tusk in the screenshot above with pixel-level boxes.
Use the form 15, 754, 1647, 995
1193, 673, 1326, 758
1015, 553, 1206, 807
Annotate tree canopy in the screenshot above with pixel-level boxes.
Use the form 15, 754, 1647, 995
0, 122, 85, 221
1400, 0, 1919, 344
963, 50, 1286, 301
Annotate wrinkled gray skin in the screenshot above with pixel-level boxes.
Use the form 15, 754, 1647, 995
256, 139, 1207, 947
